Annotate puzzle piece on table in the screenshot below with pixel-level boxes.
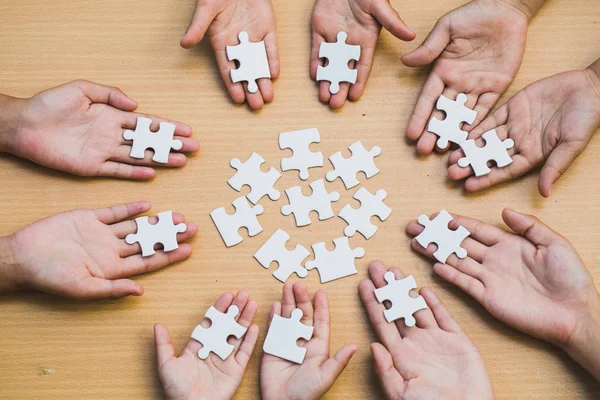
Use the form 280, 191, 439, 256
210, 196, 264, 247
316, 32, 361, 94
190, 305, 247, 360
263, 308, 314, 364
228, 152, 281, 204
416, 209, 470, 263
226, 31, 271, 93
458, 129, 515, 177
123, 117, 182, 163
339, 188, 391, 240
326, 141, 381, 189
427, 93, 476, 148
374, 272, 428, 326
281, 179, 340, 227
305, 237, 365, 283
279, 128, 324, 180
125, 211, 187, 257
254, 229, 310, 282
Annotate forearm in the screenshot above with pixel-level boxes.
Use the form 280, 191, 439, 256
0, 94, 27, 154
499, 0, 546, 20
0, 235, 25, 294
586, 57, 600, 90
564, 297, 600, 382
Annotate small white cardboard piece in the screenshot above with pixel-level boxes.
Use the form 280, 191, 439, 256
305, 237, 365, 283
427, 93, 476, 148
316, 32, 361, 94
279, 128, 324, 180
339, 188, 391, 239
190, 305, 247, 360
226, 31, 271, 93
254, 229, 309, 282
125, 211, 187, 257
228, 152, 281, 204
326, 141, 381, 189
123, 117, 182, 164
374, 272, 428, 327
263, 308, 314, 364
458, 129, 515, 177
210, 196, 264, 247
281, 179, 340, 227
416, 209, 470, 263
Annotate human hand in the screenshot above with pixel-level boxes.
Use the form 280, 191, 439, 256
310, 0, 415, 109
4, 201, 197, 300
359, 261, 494, 399
447, 68, 600, 197
260, 282, 358, 400
155, 291, 259, 400
403, 0, 531, 154
406, 208, 600, 350
7, 80, 198, 179
181, 0, 279, 110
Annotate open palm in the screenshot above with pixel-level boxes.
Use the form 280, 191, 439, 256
404, 0, 529, 154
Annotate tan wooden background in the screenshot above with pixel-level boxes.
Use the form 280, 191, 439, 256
1, 0, 599, 398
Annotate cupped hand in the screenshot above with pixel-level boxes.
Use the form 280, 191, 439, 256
447, 69, 600, 197
406, 209, 599, 348
260, 282, 358, 400
181, 0, 279, 110
359, 261, 494, 399
12, 81, 197, 179
155, 291, 259, 400
9, 201, 197, 300
311, 0, 415, 109
404, 0, 529, 154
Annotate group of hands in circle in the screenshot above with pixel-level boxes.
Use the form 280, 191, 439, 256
1, 0, 600, 398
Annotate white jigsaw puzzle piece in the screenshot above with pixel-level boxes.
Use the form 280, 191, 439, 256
458, 129, 515, 177
281, 179, 340, 227
305, 237, 365, 283
316, 32, 361, 94
125, 211, 187, 257
123, 117, 182, 163
228, 152, 281, 204
254, 229, 309, 282
191, 305, 247, 360
339, 188, 391, 239
374, 272, 428, 327
226, 31, 271, 93
416, 209, 470, 263
326, 141, 381, 189
279, 128, 324, 180
427, 93, 476, 148
210, 196, 264, 247
263, 308, 314, 364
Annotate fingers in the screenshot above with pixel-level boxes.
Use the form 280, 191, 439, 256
293, 282, 314, 326
264, 31, 280, 80
310, 31, 325, 81
72, 80, 138, 111
370, 342, 405, 399
501, 208, 563, 247
73, 277, 143, 300
109, 145, 191, 168
281, 282, 296, 318
401, 16, 450, 67
154, 323, 176, 368
94, 201, 151, 225
348, 46, 376, 102
406, 72, 444, 149
121, 214, 197, 257
313, 289, 330, 341
538, 143, 583, 197
98, 161, 156, 180
419, 288, 461, 333
460, 155, 534, 193
372, 0, 415, 41
320, 343, 359, 386
235, 324, 259, 368
433, 263, 486, 304
119, 243, 194, 277
121, 112, 195, 139
180, 1, 219, 48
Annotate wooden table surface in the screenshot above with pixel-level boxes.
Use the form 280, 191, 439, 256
1, 0, 599, 398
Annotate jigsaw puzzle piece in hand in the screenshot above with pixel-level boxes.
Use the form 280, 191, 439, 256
458, 129, 515, 177
191, 305, 247, 360
226, 31, 271, 93
316, 31, 361, 94
123, 117, 182, 163
263, 308, 314, 364
427, 93, 476, 148
125, 211, 187, 257
415, 209, 470, 263
374, 272, 428, 326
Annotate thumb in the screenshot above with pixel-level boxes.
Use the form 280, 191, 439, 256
501, 208, 563, 248
154, 324, 176, 369
371, 342, 405, 399
321, 344, 359, 383
372, 0, 415, 41
73, 277, 143, 300
180, 2, 218, 49
401, 17, 450, 67
72, 80, 138, 111
538, 142, 583, 197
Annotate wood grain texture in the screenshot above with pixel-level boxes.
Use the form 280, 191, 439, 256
0, 0, 599, 398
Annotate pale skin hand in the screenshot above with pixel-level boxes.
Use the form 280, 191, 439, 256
260, 282, 358, 400
310, 0, 415, 109
403, 0, 537, 154
181, 0, 279, 110
1, 80, 198, 179
447, 62, 600, 197
406, 209, 600, 381
155, 291, 259, 400
0, 201, 198, 300
359, 261, 494, 399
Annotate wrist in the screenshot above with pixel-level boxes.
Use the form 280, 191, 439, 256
495, 0, 545, 21
585, 59, 600, 101
0, 235, 27, 294
563, 295, 600, 359
0, 95, 28, 154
